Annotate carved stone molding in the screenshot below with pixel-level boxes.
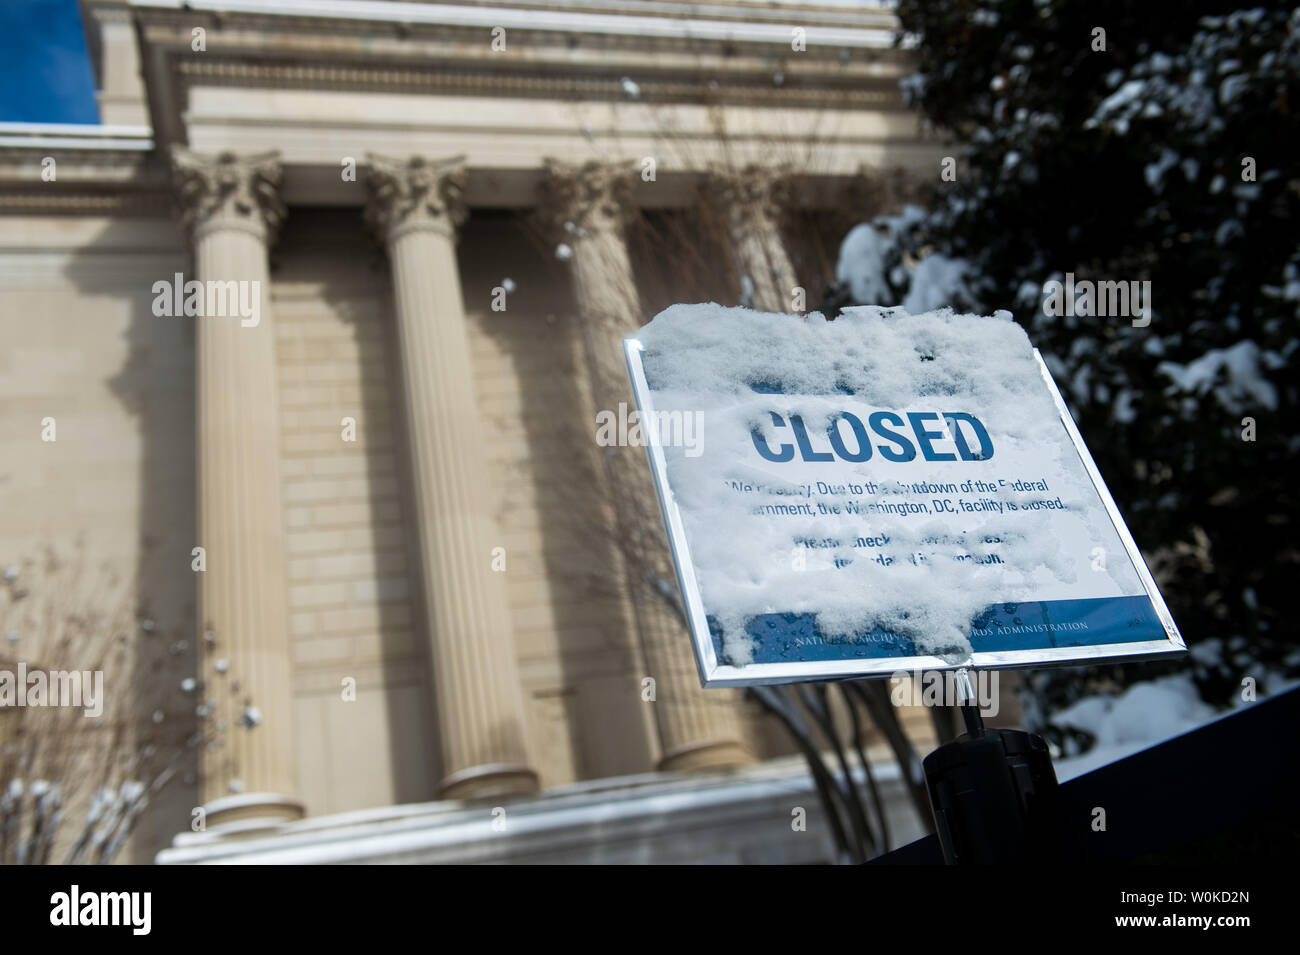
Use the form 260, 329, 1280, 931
172, 147, 285, 243
365, 154, 468, 243
173, 59, 899, 111
0, 190, 172, 216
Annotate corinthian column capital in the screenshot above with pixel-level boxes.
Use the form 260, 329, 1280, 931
539, 159, 640, 238
172, 147, 285, 243
365, 154, 468, 243
709, 163, 793, 232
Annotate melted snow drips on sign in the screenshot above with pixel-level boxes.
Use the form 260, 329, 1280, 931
635, 304, 1134, 665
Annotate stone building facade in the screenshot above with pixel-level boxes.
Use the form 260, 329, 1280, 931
0, 0, 946, 863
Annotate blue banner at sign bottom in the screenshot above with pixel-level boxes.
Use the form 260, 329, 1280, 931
707, 595, 1163, 665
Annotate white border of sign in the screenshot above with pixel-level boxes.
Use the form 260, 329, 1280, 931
624, 338, 1185, 687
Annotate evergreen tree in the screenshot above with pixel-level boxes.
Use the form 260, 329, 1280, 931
832, 3, 1300, 717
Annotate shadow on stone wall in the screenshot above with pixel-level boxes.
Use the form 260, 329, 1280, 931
466, 209, 656, 782
60, 214, 199, 863
273, 207, 441, 810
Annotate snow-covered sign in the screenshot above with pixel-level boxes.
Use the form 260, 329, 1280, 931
624, 305, 1184, 686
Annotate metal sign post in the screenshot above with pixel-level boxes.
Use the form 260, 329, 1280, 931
921, 668, 1062, 863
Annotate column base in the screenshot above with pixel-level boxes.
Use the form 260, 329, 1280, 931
202, 792, 305, 834
658, 739, 753, 773
438, 763, 539, 801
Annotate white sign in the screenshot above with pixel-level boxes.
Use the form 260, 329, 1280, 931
623, 306, 1184, 687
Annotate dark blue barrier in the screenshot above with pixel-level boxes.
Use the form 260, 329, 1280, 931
873, 684, 1300, 864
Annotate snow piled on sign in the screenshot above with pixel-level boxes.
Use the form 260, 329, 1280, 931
636, 304, 1133, 664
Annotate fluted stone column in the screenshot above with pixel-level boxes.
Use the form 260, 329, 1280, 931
542, 160, 753, 772
173, 148, 302, 827
366, 155, 538, 800
712, 165, 797, 314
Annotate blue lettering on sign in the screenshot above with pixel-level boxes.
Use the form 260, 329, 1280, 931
707, 596, 1162, 665
752, 412, 795, 462
751, 411, 994, 463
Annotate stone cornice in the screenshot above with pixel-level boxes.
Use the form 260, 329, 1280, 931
399, 0, 899, 32
365, 154, 468, 242
132, 0, 901, 50
0, 127, 157, 186
0, 150, 159, 179
0, 135, 171, 215
172, 147, 285, 242
133, 1, 911, 147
